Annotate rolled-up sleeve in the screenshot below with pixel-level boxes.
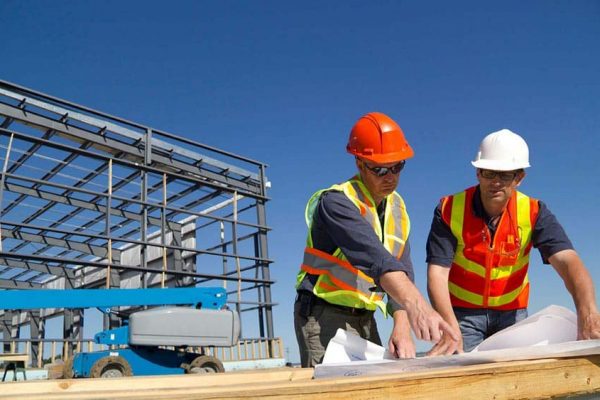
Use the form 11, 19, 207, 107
316, 191, 414, 286
425, 203, 457, 268
532, 201, 574, 264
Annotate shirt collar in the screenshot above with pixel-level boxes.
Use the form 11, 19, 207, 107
472, 185, 489, 220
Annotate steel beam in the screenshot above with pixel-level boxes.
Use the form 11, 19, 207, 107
0, 279, 42, 289
0, 103, 262, 194
256, 198, 275, 339
0, 257, 75, 279
2, 181, 176, 229
0, 80, 272, 345
1, 228, 120, 261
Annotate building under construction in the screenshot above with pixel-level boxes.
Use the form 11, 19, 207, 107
0, 80, 279, 368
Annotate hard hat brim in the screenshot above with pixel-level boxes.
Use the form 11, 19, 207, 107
350, 148, 415, 164
471, 159, 531, 171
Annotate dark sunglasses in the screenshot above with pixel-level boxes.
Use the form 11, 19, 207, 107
479, 169, 519, 182
363, 160, 406, 177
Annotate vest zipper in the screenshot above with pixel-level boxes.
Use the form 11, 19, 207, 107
482, 224, 492, 308
483, 210, 507, 308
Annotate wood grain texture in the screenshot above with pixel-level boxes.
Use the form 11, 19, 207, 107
1, 357, 599, 400
0, 353, 28, 363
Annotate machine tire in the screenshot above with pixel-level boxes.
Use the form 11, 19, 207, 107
62, 357, 74, 379
187, 355, 225, 374
89, 356, 133, 378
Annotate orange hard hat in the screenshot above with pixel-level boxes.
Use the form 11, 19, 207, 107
346, 112, 414, 164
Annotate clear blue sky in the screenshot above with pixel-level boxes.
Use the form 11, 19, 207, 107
1, 1, 599, 363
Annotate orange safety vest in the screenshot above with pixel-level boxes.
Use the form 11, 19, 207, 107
296, 175, 410, 315
441, 186, 539, 310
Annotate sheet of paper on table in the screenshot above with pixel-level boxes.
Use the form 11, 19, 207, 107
314, 305, 600, 379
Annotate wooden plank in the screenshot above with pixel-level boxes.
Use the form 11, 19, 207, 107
0, 356, 599, 399
36, 346, 43, 368
0, 367, 312, 398
278, 338, 284, 359
0, 353, 29, 363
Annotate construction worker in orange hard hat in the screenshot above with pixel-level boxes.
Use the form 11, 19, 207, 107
426, 129, 600, 355
294, 112, 459, 367
346, 112, 414, 163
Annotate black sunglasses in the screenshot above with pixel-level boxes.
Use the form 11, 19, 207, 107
363, 160, 406, 177
479, 169, 519, 182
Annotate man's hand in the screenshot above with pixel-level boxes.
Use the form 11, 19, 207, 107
427, 330, 463, 356
403, 295, 460, 343
578, 311, 600, 340
380, 271, 460, 344
426, 263, 463, 355
388, 310, 416, 358
549, 250, 600, 341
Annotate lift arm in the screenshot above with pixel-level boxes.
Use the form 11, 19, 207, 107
0, 287, 227, 310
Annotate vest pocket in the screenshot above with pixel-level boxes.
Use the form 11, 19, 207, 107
497, 241, 519, 266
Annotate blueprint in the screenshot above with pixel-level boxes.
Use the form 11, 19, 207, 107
314, 305, 600, 379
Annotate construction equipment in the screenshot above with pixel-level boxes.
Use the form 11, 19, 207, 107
0, 287, 239, 378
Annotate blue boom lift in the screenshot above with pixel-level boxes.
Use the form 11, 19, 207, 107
0, 287, 239, 378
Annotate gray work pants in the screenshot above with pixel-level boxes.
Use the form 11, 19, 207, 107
294, 294, 381, 368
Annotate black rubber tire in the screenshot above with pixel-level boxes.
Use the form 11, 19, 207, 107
89, 356, 133, 378
187, 355, 225, 374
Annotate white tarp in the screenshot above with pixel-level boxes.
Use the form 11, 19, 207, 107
314, 305, 600, 379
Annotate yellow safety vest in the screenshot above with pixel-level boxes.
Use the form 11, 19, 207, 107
296, 175, 410, 315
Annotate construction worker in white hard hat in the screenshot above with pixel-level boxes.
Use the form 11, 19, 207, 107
424, 129, 600, 355
294, 112, 459, 367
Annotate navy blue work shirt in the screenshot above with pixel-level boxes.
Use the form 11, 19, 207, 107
426, 186, 574, 268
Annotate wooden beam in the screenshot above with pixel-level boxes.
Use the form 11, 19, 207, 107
0, 353, 28, 363
0, 356, 599, 399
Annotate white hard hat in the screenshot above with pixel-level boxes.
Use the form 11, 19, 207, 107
471, 129, 531, 171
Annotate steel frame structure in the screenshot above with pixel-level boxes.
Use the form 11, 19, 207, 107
0, 80, 275, 361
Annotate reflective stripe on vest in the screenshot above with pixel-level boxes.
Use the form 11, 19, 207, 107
301, 247, 383, 301
335, 178, 409, 258
445, 186, 538, 310
297, 176, 409, 313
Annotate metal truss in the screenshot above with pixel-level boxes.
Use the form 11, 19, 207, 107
0, 80, 275, 341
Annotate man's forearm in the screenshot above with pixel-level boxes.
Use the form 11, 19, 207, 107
550, 249, 600, 339
380, 271, 426, 309
571, 268, 598, 316
392, 309, 411, 335
550, 250, 598, 315
380, 270, 459, 342
428, 264, 460, 329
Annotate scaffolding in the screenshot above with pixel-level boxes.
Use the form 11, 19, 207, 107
0, 80, 275, 364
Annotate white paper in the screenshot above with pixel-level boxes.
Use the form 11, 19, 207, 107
315, 305, 596, 379
473, 305, 577, 351
322, 328, 395, 364
314, 339, 600, 378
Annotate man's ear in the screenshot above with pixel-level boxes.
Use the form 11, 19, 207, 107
515, 170, 526, 186
355, 157, 363, 171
